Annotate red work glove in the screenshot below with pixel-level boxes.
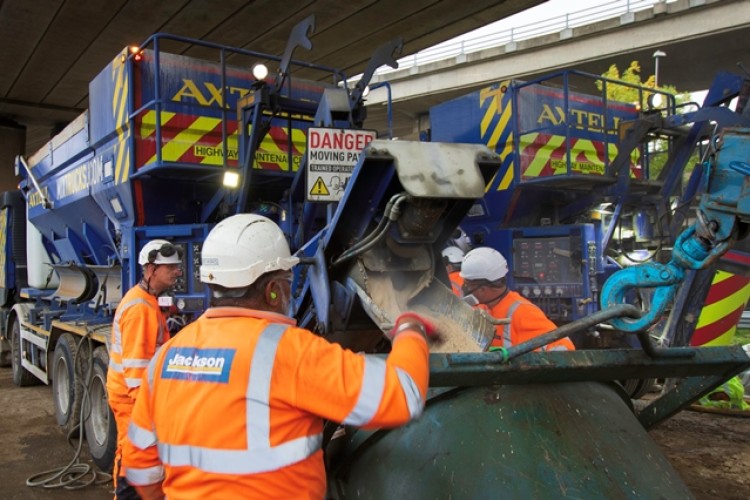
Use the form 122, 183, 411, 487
389, 311, 438, 341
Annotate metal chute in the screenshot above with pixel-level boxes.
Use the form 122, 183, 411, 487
52, 263, 97, 304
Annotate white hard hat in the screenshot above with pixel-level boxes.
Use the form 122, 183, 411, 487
138, 239, 183, 265
460, 247, 508, 281
200, 214, 299, 288
441, 246, 464, 265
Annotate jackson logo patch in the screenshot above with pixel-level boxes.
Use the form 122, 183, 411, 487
162, 347, 235, 383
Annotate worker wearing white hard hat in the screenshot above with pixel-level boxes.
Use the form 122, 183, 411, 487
460, 247, 574, 352
137, 239, 184, 294
107, 238, 183, 499
448, 227, 472, 253
441, 246, 465, 296
123, 214, 439, 498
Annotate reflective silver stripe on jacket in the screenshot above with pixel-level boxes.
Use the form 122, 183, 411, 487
342, 356, 385, 425
126, 422, 164, 485
122, 357, 150, 381
340, 356, 423, 424
125, 464, 164, 486
109, 297, 165, 373
129, 422, 158, 449
125, 377, 143, 388
156, 323, 322, 474
394, 367, 423, 418
123, 358, 150, 368
498, 300, 523, 348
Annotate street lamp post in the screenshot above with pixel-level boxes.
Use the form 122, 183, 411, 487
653, 50, 666, 88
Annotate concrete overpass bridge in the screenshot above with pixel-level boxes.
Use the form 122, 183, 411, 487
363, 0, 749, 139
0, 0, 542, 191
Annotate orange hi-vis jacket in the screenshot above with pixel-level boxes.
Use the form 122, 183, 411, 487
107, 285, 169, 402
123, 307, 429, 499
107, 284, 169, 477
448, 270, 464, 297
485, 290, 575, 351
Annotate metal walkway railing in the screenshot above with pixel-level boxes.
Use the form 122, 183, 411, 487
377, 0, 671, 75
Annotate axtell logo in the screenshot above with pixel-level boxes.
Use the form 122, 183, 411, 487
171, 79, 251, 107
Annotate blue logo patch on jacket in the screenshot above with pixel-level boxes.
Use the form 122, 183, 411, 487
162, 347, 235, 383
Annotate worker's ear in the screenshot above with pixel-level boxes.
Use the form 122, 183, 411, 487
265, 279, 281, 307
142, 263, 155, 277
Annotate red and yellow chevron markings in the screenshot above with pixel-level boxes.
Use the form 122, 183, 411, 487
692, 270, 750, 346
136, 112, 305, 171
140, 112, 230, 165
255, 127, 306, 171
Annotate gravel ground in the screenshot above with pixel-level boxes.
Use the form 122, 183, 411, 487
1, 367, 747, 499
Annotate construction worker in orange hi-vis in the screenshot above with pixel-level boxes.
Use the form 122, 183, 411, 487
460, 247, 575, 352
106, 239, 183, 499
442, 245, 465, 296
122, 214, 438, 500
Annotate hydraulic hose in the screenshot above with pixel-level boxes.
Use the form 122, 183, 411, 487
332, 192, 409, 267
26, 332, 112, 490
448, 304, 696, 367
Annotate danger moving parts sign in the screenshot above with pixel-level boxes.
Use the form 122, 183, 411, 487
306, 128, 376, 202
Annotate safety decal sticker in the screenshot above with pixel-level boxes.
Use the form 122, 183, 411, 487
162, 347, 236, 383
305, 127, 376, 202
309, 177, 330, 196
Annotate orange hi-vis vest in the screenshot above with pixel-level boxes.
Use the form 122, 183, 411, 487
486, 290, 575, 351
123, 307, 429, 499
107, 285, 169, 402
448, 270, 464, 297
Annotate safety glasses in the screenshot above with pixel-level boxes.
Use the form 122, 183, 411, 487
148, 243, 184, 263
461, 279, 494, 296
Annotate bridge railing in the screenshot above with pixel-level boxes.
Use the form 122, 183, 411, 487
378, 0, 668, 74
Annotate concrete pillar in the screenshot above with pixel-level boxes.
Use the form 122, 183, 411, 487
0, 121, 25, 193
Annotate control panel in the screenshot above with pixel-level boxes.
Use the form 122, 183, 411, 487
498, 225, 600, 323
170, 242, 203, 296
513, 236, 583, 298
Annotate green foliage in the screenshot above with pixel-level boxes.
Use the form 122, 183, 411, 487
736, 328, 750, 346
596, 60, 684, 105
597, 61, 694, 180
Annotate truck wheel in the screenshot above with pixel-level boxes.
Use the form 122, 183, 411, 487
52, 333, 82, 437
84, 346, 116, 472
618, 378, 657, 400
0, 342, 10, 367
11, 317, 39, 387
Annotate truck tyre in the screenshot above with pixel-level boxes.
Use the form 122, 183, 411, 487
10, 317, 39, 387
52, 333, 83, 437
619, 378, 657, 400
84, 346, 116, 472
0, 340, 11, 367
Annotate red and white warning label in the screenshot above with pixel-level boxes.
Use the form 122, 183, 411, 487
306, 128, 376, 202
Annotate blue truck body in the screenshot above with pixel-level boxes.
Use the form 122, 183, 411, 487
429, 70, 750, 335
0, 32, 341, 469
1, 23, 749, 497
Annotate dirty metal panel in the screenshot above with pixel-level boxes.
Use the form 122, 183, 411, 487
364, 140, 499, 199
331, 382, 694, 498
427, 346, 750, 387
